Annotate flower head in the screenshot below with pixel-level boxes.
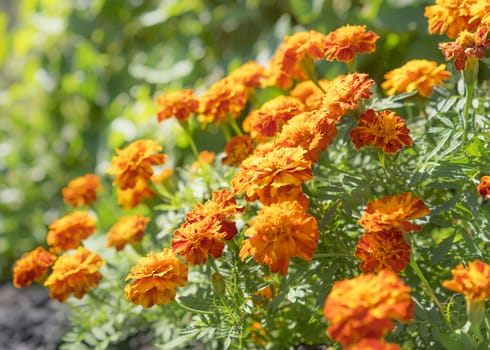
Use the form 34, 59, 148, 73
13, 247, 57, 288
117, 179, 156, 210
106, 215, 151, 251
359, 193, 430, 233
382, 59, 452, 97
156, 89, 199, 122
222, 135, 254, 166
345, 339, 402, 350
47, 211, 97, 253
44, 247, 104, 302
124, 248, 188, 307
324, 25, 379, 62
323, 269, 413, 347
443, 260, 490, 302
107, 139, 167, 190
425, 0, 479, 39
477, 175, 490, 199
227, 61, 265, 88
350, 109, 413, 155
62, 173, 102, 207
239, 200, 319, 276
289, 79, 332, 110
191, 150, 215, 170
355, 229, 411, 274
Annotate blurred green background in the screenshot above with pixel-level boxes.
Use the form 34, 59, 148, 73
0, 0, 443, 281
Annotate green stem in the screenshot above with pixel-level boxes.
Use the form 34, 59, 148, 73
228, 116, 243, 136
180, 121, 199, 159
345, 56, 357, 74
221, 122, 232, 141
462, 81, 475, 143
299, 57, 326, 94
173, 298, 214, 315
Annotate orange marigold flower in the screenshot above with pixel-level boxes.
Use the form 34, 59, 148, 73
345, 339, 402, 350
156, 89, 199, 122
470, 2, 490, 27
321, 73, 375, 122
355, 229, 411, 274
324, 25, 379, 62
62, 173, 102, 207
231, 146, 312, 206
172, 216, 225, 265
323, 269, 413, 347
47, 211, 97, 253
192, 150, 215, 170
439, 26, 490, 71
249, 321, 267, 346
262, 30, 328, 89
239, 201, 319, 276
443, 260, 490, 302
227, 61, 265, 88
44, 247, 104, 302
359, 193, 430, 233
222, 135, 254, 166
477, 175, 490, 199
151, 168, 174, 184
252, 96, 305, 137
106, 215, 151, 251
425, 0, 479, 39
117, 179, 156, 210
107, 139, 167, 190
289, 79, 333, 110
382, 59, 452, 97
274, 111, 338, 163
350, 109, 413, 155
13, 247, 57, 288
124, 248, 188, 308
197, 78, 248, 127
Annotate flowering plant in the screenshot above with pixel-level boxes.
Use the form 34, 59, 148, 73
11, 1, 490, 349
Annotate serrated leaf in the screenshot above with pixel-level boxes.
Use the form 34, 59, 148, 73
430, 232, 454, 265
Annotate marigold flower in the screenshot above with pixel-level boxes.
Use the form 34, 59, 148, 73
345, 339, 402, 350
252, 96, 305, 137
222, 135, 254, 166
439, 26, 490, 71
151, 168, 174, 184
156, 89, 199, 122
321, 73, 375, 122
197, 78, 248, 127
359, 193, 430, 233
107, 139, 167, 190
443, 260, 490, 302
13, 247, 57, 288
249, 322, 267, 346
117, 179, 156, 210
289, 79, 332, 110
262, 30, 328, 89
382, 59, 452, 97
192, 150, 215, 170
355, 229, 411, 274
323, 269, 413, 347
477, 175, 490, 199
106, 215, 150, 251
425, 0, 479, 38
44, 247, 104, 302
62, 173, 102, 207
240, 201, 319, 276
470, 2, 490, 27
324, 25, 379, 62
227, 61, 265, 88
124, 248, 188, 308
232, 146, 312, 206
172, 216, 225, 265
350, 109, 413, 155
47, 211, 97, 253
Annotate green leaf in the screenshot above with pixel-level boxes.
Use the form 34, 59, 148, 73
430, 232, 455, 265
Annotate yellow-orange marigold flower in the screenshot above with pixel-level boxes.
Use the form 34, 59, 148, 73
240, 200, 319, 276
321, 73, 375, 122
439, 26, 490, 71
231, 146, 312, 206
192, 150, 215, 170
197, 78, 248, 127
107, 139, 167, 190
359, 193, 430, 233
470, 2, 490, 27
44, 247, 104, 302
443, 260, 490, 302
252, 96, 306, 137
355, 229, 411, 274
117, 179, 156, 210
425, 0, 479, 39
227, 61, 265, 88
172, 216, 225, 265
62, 173, 102, 207
47, 211, 97, 253
156, 89, 199, 122
262, 30, 328, 89
477, 175, 490, 199
124, 248, 188, 308
382, 59, 452, 97
323, 269, 413, 347
350, 109, 413, 155
289, 79, 332, 110
13, 247, 57, 288
106, 215, 151, 251
222, 135, 254, 166
345, 339, 402, 350
324, 25, 379, 62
